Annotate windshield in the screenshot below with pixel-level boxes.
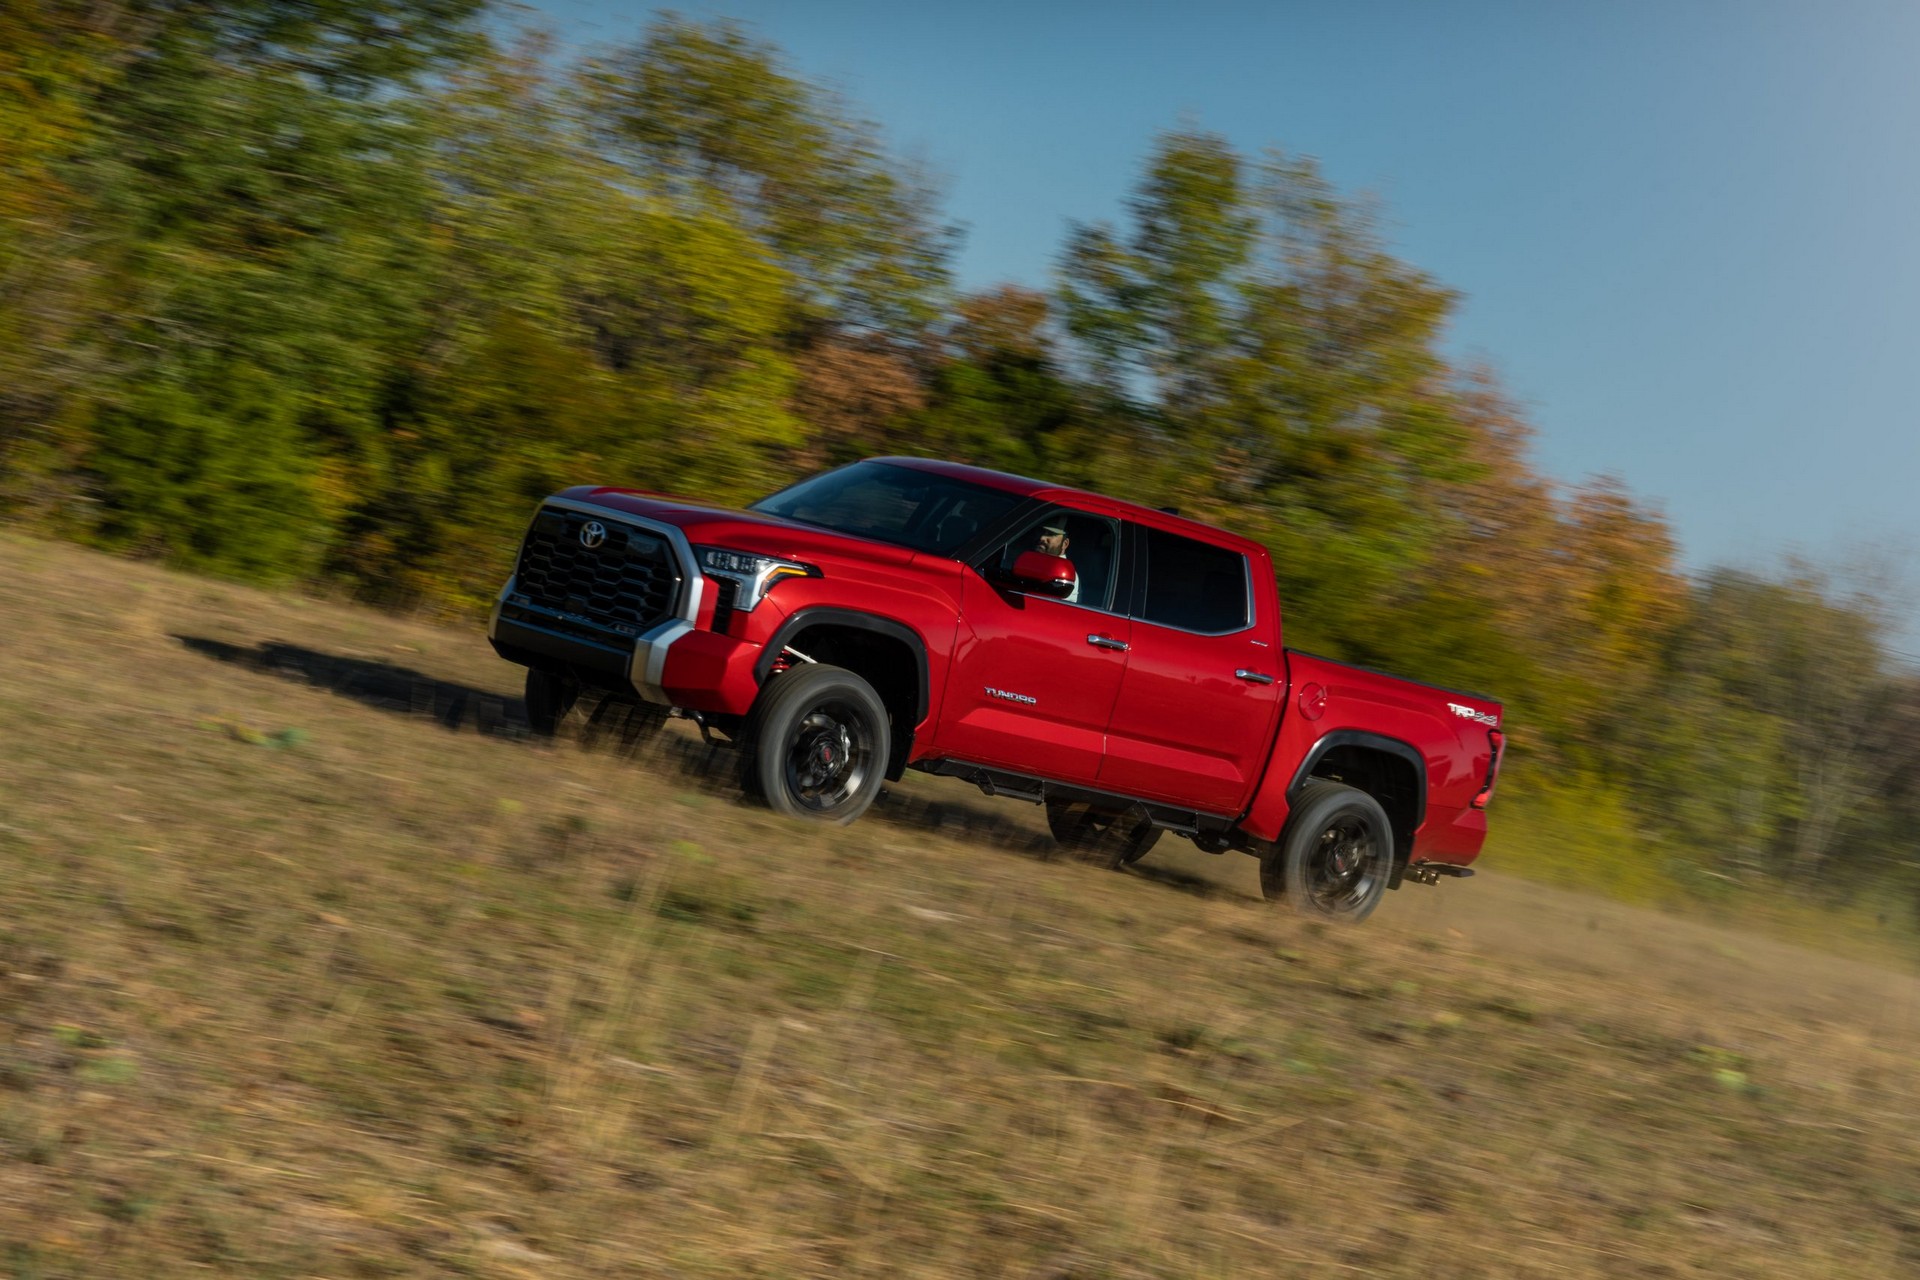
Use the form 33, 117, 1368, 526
751, 461, 1024, 556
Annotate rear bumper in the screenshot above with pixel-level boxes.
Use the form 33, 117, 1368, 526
1412, 805, 1487, 866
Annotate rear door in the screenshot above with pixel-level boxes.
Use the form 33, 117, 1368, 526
935, 504, 1131, 785
1098, 524, 1283, 814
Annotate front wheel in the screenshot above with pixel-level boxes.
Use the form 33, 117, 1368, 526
749, 664, 889, 824
524, 668, 580, 738
1261, 781, 1393, 922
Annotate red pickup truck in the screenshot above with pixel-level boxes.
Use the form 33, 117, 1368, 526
489, 457, 1504, 920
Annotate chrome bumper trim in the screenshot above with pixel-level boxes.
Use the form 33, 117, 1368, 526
630, 618, 694, 705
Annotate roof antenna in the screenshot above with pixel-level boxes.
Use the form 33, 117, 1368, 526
1158, 506, 1180, 515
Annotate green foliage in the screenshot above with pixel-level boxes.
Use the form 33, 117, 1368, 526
585, 13, 952, 335
910, 287, 1091, 477
0, 1, 125, 514
70, 17, 440, 578
1062, 129, 1255, 403
0, 9, 1913, 910
89, 371, 324, 577
1485, 773, 1684, 905
161, 0, 488, 92
1061, 134, 1476, 656
333, 38, 804, 604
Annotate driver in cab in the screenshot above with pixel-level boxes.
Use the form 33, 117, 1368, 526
1035, 522, 1079, 603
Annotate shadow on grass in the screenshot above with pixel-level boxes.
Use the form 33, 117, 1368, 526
172, 635, 733, 774
1127, 862, 1229, 899
176, 635, 536, 737
867, 787, 1059, 859
172, 635, 1081, 865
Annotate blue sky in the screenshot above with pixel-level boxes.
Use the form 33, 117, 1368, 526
538, 0, 1920, 648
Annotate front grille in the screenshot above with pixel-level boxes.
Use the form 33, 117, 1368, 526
514, 508, 681, 635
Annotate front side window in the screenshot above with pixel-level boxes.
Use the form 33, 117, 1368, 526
751, 461, 1023, 556
1136, 526, 1250, 633
986, 506, 1123, 612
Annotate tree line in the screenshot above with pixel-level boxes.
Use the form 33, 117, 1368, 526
3, 1, 1915, 914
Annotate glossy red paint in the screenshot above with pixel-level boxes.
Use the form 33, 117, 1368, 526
1298, 683, 1327, 720
1006, 549, 1077, 597
1238, 653, 1502, 864
498, 460, 1504, 879
1097, 576, 1284, 815
938, 572, 1127, 784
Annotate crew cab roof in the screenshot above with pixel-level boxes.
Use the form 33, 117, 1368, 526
872, 456, 1267, 558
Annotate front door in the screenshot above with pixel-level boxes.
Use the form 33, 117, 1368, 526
934, 505, 1130, 785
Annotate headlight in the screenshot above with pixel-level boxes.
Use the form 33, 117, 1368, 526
695, 545, 819, 612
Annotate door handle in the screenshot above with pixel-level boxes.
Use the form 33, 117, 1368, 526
1235, 669, 1276, 685
1087, 634, 1130, 652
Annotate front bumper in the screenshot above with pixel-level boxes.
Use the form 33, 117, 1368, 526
489, 589, 713, 703
489, 576, 764, 718
489, 496, 719, 706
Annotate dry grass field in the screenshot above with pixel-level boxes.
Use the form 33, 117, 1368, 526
1, 531, 1917, 1278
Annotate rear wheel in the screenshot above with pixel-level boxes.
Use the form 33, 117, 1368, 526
749, 664, 889, 824
1261, 781, 1393, 922
1044, 799, 1161, 869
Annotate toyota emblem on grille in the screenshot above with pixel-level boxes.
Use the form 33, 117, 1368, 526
579, 520, 607, 549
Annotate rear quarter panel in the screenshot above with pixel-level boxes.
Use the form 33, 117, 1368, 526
1241, 654, 1502, 864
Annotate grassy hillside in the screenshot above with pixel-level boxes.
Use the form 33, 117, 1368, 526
1, 532, 1916, 1278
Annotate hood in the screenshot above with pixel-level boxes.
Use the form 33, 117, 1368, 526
555, 485, 922, 569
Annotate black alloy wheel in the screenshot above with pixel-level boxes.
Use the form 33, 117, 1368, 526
1262, 780, 1394, 922
749, 664, 889, 824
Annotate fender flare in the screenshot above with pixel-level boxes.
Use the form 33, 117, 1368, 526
1285, 729, 1429, 833
754, 606, 931, 726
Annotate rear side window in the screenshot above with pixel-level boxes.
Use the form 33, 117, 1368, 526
1136, 527, 1250, 633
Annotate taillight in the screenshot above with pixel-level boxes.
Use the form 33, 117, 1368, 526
1471, 729, 1505, 810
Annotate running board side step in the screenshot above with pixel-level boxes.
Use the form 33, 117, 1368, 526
914, 758, 1236, 842
955, 765, 1046, 805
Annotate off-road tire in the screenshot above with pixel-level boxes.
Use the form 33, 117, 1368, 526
747, 664, 889, 825
1261, 780, 1393, 922
524, 667, 580, 738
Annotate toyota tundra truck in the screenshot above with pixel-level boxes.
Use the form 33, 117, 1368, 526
488, 457, 1505, 921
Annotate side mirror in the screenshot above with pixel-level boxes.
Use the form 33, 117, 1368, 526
1004, 550, 1077, 599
